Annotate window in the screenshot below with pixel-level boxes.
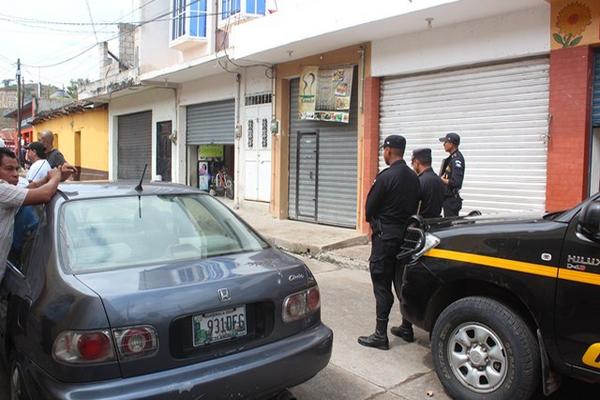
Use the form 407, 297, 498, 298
8, 205, 46, 273
247, 120, 254, 148
261, 118, 268, 148
59, 194, 268, 273
172, 0, 207, 41
246, 0, 266, 15
221, 0, 241, 19
221, 0, 264, 20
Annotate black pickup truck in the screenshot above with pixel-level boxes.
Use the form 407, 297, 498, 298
399, 193, 600, 400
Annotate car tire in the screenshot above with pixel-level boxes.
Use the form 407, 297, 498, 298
9, 356, 30, 400
431, 296, 540, 400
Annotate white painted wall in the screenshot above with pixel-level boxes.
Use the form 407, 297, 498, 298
179, 73, 237, 106
108, 88, 178, 182
372, 5, 550, 77
138, 0, 218, 74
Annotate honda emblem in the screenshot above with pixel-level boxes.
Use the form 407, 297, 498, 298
217, 288, 231, 302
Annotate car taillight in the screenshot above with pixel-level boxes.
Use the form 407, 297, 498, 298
112, 325, 158, 360
282, 285, 321, 322
53, 330, 115, 364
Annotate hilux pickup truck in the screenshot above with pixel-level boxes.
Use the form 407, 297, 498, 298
399, 193, 600, 400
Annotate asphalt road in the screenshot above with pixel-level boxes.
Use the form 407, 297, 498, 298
0, 256, 597, 399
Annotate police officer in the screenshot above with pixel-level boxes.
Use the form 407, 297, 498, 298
389, 148, 445, 342
358, 135, 420, 350
439, 132, 465, 217
411, 148, 444, 219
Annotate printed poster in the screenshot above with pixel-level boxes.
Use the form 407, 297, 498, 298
298, 66, 353, 123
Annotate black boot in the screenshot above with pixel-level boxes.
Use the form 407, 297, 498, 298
390, 318, 414, 342
358, 318, 390, 350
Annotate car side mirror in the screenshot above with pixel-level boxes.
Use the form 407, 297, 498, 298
578, 201, 600, 243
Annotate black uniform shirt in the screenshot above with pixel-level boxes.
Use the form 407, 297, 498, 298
365, 159, 420, 238
418, 168, 444, 218
46, 149, 66, 168
439, 150, 465, 196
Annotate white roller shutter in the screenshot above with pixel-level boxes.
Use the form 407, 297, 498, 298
379, 58, 549, 214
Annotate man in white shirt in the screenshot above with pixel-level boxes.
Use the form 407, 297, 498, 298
0, 148, 72, 281
25, 141, 52, 184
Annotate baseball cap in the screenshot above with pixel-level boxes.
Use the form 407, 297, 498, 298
439, 132, 460, 145
381, 135, 406, 150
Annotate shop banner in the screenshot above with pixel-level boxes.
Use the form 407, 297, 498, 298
199, 144, 224, 159
298, 66, 353, 123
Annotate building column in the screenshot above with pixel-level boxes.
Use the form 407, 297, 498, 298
546, 45, 593, 211
359, 76, 380, 233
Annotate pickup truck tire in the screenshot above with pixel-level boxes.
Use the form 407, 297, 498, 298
431, 296, 540, 400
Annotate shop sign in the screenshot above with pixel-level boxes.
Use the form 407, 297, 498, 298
298, 66, 354, 123
199, 144, 224, 159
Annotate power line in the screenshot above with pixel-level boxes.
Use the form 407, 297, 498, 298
85, 0, 100, 43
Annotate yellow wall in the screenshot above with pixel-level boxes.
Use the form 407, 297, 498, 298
33, 106, 108, 174
551, 0, 600, 49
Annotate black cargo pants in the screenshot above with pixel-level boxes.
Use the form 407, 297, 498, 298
369, 235, 403, 321
443, 196, 462, 217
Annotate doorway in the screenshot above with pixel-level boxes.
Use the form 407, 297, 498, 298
157, 121, 172, 182
244, 103, 272, 202
296, 131, 318, 220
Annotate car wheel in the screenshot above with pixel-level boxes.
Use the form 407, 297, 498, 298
9, 357, 30, 400
431, 296, 540, 400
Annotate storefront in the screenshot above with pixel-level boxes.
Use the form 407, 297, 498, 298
379, 58, 550, 214
186, 99, 236, 195
272, 45, 369, 230
117, 111, 152, 179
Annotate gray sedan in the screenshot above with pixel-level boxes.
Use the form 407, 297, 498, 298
2, 182, 332, 399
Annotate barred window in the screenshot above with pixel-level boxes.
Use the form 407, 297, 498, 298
247, 120, 254, 148
261, 118, 268, 148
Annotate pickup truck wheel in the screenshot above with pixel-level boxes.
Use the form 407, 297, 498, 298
431, 296, 540, 400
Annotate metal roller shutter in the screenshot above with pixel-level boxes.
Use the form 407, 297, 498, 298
289, 71, 358, 228
592, 50, 600, 127
380, 58, 549, 214
118, 111, 152, 180
186, 99, 235, 145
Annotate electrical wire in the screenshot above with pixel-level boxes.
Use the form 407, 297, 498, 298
85, 0, 100, 43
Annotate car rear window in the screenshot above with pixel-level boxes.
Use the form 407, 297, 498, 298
58, 194, 268, 273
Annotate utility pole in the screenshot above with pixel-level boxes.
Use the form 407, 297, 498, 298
16, 58, 22, 165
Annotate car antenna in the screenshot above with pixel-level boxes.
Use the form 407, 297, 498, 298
135, 164, 147, 219
135, 164, 148, 193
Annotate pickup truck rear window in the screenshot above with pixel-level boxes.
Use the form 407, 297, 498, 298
58, 194, 268, 273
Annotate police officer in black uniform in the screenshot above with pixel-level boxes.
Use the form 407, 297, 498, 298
358, 135, 420, 350
439, 132, 465, 217
412, 148, 444, 219
389, 148, 445, 342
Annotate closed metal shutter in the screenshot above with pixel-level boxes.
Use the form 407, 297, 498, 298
289, 71, 358, 228
118, 111, 152, 180
592, 50, 600, 127
186, 99, 235, 145
380, 58, 549, 214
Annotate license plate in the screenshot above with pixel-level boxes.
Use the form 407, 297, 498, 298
192, 306, 247, 347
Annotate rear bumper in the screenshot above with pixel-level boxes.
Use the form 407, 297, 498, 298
25, 323, 333, 400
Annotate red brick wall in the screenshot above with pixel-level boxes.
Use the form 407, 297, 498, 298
360, 76, 380, 233
547, 46, 593, 211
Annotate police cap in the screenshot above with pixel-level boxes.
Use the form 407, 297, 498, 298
382, 135, 406, 150
438, 132, 460, 146
412, 148, 432, 165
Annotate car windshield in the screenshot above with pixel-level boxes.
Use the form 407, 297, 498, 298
58, 194, 268, 273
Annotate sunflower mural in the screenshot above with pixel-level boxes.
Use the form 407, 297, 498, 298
554, 2, 593, 48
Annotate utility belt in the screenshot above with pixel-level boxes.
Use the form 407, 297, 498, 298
445, 188, 461, 199
371, 219, 406, 240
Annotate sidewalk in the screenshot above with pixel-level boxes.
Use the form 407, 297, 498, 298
222, 199, 370, 266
